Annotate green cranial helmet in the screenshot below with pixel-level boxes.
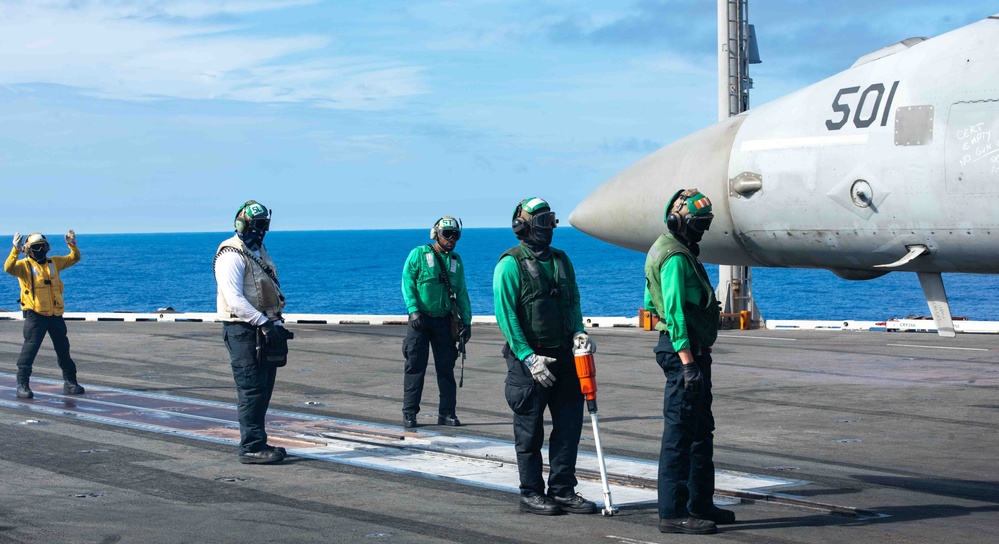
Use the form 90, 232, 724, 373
665, 189, 712, 222
430, 216, 462, 241
512, 197, 557, 236
234, 200, 271, 233
664, 188, 714, 240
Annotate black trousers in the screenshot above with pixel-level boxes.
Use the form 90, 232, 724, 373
402, 314, 458, 416
503, 344, 583, 498
655, 332, 715, 519
15, 310, 78, 384
223, 322, 278, 455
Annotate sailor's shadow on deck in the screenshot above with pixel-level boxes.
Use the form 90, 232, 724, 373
736, 503, 999, 531
854, 475, 999, 504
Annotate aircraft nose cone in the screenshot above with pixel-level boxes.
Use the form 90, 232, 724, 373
571, 115, 745, 254
570, 165, 654, 253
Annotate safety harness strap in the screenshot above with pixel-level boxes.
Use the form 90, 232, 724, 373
213, 246, 281, 288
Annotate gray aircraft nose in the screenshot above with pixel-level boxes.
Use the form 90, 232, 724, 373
571, 115, 745, 254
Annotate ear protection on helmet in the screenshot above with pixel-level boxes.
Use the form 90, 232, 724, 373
234, 201, 253, 233
430, 217, 442, 240
664, 189, 687, 233
511, 203, 530, 236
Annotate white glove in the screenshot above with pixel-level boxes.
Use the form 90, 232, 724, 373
573, 332, 595, 354
65, 230, 76, 246
13, 233, 22, 251
525, 354, 557, 387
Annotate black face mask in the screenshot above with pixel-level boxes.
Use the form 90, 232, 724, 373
521, 227, 554, 259
674, 213, 711, 249
240, 229, 266, 251
685, 229, 704, 245
27, 246, 49, 263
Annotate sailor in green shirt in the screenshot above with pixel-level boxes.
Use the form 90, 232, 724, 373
643, 189, 732, 535
493, 197, 598, 516
401, 216, 472, 429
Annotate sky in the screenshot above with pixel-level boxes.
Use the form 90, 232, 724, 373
0, 0, 994, 234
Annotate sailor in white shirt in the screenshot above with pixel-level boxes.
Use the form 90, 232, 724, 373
213, 200, 288, 465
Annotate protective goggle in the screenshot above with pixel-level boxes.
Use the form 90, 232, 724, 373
246, 217, 271, 232
439, 229, 461, 241
685, 213, 713, 234
529, 211, 558, 229
27, 241, 50, 253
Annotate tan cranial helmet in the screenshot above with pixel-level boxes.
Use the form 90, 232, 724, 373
24, 232, 48, 251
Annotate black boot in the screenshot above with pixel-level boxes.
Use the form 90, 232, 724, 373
437, 414, 461, 426
659, 517, 717, 535
16, 383, 33, 399
519, 494, 563, 515
403, 412, 417, 428
63, 381, 85, 395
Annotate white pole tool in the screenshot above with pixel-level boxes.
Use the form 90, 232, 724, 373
574, 347, 618, 515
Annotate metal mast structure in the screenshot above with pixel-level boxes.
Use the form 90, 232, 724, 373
717, 0, 761, 328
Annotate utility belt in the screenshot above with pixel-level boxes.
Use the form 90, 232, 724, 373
659, 330, 709, 356
22, 309, 56, 319
230, 311, 282, 321
531, 339, 570, 351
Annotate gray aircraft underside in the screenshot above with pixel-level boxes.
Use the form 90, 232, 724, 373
570, 13, 999, 337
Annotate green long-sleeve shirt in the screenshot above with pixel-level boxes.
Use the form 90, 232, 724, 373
644, 253, 705, 352
493, 253, 584, 361
401, 244, 471, 324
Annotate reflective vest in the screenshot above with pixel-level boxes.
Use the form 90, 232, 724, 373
406, 244, 462, 317
500, 244, 577, 349
17, 258, 67, 316
215, 236, 285, 321
644, 234, 720, 347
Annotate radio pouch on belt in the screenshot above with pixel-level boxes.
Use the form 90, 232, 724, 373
256, 327, 294, 367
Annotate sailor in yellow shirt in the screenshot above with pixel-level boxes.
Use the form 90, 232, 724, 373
4, 231, 85, 399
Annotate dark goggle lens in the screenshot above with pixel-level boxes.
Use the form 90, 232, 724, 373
440, 229, 460, 240
530, 212, 557, 229
29, 242, 49, 252
687, 214, 713, 233
248, 218, 270, 232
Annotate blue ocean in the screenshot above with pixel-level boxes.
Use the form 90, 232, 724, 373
7, 229, 999, 321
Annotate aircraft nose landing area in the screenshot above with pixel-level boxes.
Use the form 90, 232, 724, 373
0, 373, 804, 511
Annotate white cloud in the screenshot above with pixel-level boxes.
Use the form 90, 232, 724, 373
4, 0, 321, 21
0, 0, 428, 108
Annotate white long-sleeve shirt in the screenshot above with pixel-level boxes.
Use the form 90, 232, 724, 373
214, 248, 270, 327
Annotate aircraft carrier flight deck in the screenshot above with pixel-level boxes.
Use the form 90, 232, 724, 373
1, 319, 997, 544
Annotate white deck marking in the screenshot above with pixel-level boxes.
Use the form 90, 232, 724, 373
718, 334, 797, 341
886, 343, 989, 351
0, 373, 802, 509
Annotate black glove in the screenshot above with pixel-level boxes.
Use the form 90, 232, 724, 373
408, 312, 425, 331
261, 321, 280, 348
681, 362, 703, 396
460, 325, 471, 344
